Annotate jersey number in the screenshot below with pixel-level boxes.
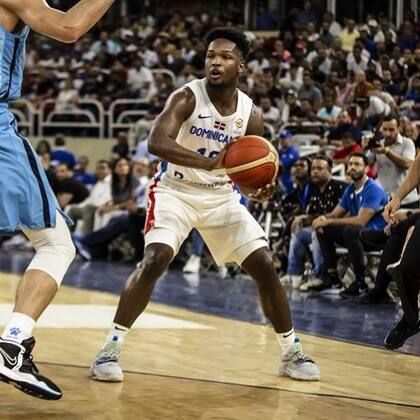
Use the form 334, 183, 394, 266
197, 148, 219, 158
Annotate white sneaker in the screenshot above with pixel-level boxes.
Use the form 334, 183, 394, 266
218, 265, 228, 279
183, 255, 201, 274
278, 339, 320, 381
299, 277, 322, 292
280, 274, 302, 289
90, 341, 123, 382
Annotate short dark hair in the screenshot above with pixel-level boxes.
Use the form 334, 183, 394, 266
342, 131, 355, 140
312, 154, 332, 171
383, 113, 399, 124
57, 162, 72, 171
349, 152, 369, 166
97, 159, 111, 168
204, 27, 250, 60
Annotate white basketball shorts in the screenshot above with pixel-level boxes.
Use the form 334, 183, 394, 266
144, 179, 267, 266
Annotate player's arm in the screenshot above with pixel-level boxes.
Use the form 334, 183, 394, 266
245, 104, 264, 136
0, 0, 116, 43
148, 88, 221, 171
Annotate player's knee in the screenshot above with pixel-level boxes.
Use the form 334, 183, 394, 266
28, 230, 75, 287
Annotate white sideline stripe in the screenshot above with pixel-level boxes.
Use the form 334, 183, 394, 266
0, 304, 213, 330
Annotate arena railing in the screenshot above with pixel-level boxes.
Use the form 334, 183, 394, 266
38, 99, 105, 138
108, 98, 149, 137
10, 98, 37, 137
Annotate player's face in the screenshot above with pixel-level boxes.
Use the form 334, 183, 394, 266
205, 39, 245, 86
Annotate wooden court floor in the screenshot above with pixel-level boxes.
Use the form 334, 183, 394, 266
0, 273, 420, 419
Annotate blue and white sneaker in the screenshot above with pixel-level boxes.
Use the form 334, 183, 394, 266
90, 341, 123, 382
0, 337, 62, 400
278, 338, 320, 381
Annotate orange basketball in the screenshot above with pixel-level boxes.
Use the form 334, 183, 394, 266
224, 135, 279, 189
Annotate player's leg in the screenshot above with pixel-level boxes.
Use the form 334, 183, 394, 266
0, 211, 75, 400
241, 247, 320, 381
90, 242, 173, 382
91, 183, 194, 382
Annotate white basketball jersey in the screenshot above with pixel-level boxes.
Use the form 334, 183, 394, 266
157, 78, 253, 190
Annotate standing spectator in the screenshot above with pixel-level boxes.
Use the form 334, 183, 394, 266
67, 160, 112, 235
278, 130, 300, 194
51, 134, 76, 168
363, 115, 419, 207
313, 153, 388, 296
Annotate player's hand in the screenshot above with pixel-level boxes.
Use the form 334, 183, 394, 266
384, 196, 401, 225
247, 182, 276, 203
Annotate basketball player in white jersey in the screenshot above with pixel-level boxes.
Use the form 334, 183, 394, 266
91, 28, 320, 381
0, 0, 115, 400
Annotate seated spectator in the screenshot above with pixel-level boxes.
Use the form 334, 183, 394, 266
278, 61, 303, 92
339, 19, 360, 53
127, 57, 156, 98
370, 77, 398, 114
55, 77, 79, 113
259, 96, 280, 129
327, 110, 362, 144
278, 130, 300, 194
356, 95, 391, 130
51, 134, 76, 168
316, 94, 342, 124
67, 160, 112, 235
281, 89, 303, 124
332, 131, 362, 165
55, 162, 90, 209
94, 157, 140, 230
280, 157, 312, 217
298, 71, 323, 111
73, 175, 149, 262
401, 74, 420, 120
281, 156, 347, 290
359, 210, 420, 305
39, 151, 59, 194
351, 69, 373, 100
347, 45, 369, 74
35, 139, 51, 156
400, 116, 420, 154
112, 131, 130, 159
363, 115, 419, 207
74, 155, 96, 186
312, 152, 388, 297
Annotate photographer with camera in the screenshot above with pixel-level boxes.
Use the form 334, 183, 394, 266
363, 114, 419, 209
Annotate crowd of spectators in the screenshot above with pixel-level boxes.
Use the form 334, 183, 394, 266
4, 5, 420, 312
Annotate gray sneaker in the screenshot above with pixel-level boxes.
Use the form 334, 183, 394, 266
278, 339, 320, 381
90, 341, 123, 382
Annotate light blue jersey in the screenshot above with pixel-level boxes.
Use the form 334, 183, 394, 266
0, 25, 71, 232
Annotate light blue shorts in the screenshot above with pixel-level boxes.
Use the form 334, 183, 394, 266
0, 105, 71, 233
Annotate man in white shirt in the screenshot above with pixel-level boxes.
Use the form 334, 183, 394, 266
347, 45, 369, 74
356, 95, 391, 130
127, 57, 156, 98
67, 160, 112, 234
259, 96, 280, 129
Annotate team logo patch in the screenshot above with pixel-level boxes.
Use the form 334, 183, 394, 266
214, 121, 226, 131
235, 118, 243, 128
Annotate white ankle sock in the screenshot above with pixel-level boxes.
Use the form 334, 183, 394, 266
276, 328, 296, 355
2, 312, 35, 343
105, 322, 129, 344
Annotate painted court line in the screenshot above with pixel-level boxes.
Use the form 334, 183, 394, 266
0, 304, 213, 330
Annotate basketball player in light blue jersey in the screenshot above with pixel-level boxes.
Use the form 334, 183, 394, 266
0, 0, 116, 400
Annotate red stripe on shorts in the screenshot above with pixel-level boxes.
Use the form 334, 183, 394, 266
144, 179, 159, 234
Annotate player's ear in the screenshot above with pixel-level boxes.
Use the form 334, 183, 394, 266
238, 60, 246, 74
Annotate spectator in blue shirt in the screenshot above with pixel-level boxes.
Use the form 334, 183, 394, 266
51, 134, 76, 168
74, 155, 96, 186
278, 130, 300, 194
312, 152, 388, 297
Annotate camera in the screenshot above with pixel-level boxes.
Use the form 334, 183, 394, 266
367, 134, 384, 149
